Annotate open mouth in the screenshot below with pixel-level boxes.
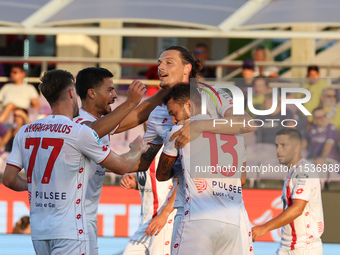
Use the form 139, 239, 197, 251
159, 73, 168, 78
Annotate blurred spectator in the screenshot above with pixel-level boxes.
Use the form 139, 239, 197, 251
13, 216, 31, 235
304, 107, 339, 165
144, 65, 160, 97
254, 92, 294, 144
285, 93, 309, 140
193, 43, 216, 78
301, 65, 328, 121
0, 123, 13, 150
246, 77, 271, 117
320, 87, 340, 133
0, 65, 40, 124
241, 59, 255, 86
252, 46, 277, 77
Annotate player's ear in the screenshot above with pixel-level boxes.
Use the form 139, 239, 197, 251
88, 88, 96, 99
183, 63, 192, 76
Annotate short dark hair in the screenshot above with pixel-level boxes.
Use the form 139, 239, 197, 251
276, 128, 302, 143
39, 69, 75, 105
162, 46, 203, 78
242, 59, 255, 70
162, 83, 201, 108
11, 65, 26, 73
195, 43, 209, 51
76, 67, 113, 100
312, 106, 325, 115
307, 65, 319, 74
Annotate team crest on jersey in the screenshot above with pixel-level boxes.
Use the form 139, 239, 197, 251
194, 178, 207, 193
92, 130, 101, 144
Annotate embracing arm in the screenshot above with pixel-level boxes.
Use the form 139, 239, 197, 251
252, 199, 307, 241
117, 89, 167, 133
100, 136, 149, 175
84, 81, 146, 138
171, 108, 256, 148
128, 143, 162, 173
3, 165, 28, 191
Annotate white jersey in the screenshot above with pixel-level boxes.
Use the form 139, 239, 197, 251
136, 152, 174, 228
167, 85, 234, 209
7, 115, 111, 241
139, 105, 175, 229
163, 115, 245, 226
279, 158, 324, 252
73, 109, 119, 221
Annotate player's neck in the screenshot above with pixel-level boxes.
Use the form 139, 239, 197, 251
81, 102, 101, 119
286, 155, 302, 169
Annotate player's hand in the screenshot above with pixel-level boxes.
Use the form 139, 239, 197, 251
169, 120, 201, 148
126, 80, 147, 107
251, 225, 268, 242
129, 136, 150, 153
145, 212, 168, 236
120, 174, 137, 189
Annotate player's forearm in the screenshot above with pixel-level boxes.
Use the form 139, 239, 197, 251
90, 100, 137, 138
129, 144, 162, 173
117, 89, 166, 133
161, 185, 177, 215
3, 175, 28, 191
156, 154, 176, 181
193, 115, 256, 135
261, 205, 303, 232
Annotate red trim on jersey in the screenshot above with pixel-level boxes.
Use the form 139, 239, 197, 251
110, 123, 121, 135
286, 183, 297, 250
149, 159, 159, 218
6, 163, 21, 170
292, 198, 309, 202
162, 152, 177, 158
98, 152, 111, 164
148, 142, 163, 146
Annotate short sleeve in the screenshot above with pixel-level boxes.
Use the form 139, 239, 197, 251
143, 110, 164, 145
200, 86, 233, 117
76, 125, 111, 164
291, 172, 318, 202
28, 85, 39, 99
6, 127, 25, 169
162, 125, 182, 157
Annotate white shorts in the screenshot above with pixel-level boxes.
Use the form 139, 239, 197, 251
172, 220, 243, 255
275, 245, 323, 255
32, 239, 89, 255
88, 220, 98, 255
240, 203, 254, 254
123, 226, 173, 255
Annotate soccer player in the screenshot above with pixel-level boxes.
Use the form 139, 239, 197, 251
2, 69, 149, 255
74, 67, 167, 254
125, 45, 255, 254
252, 128, 324, 255
157, 84, 253, 255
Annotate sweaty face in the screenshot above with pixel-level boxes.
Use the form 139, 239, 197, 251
275, 134, 298, 166
166, 98, 190, 124
94, 77, 117, 116
158, 50, 191, 89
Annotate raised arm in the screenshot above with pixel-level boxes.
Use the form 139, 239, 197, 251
116, 88, 167, 133
3, 165, 28, 191
84, 80, 146, 138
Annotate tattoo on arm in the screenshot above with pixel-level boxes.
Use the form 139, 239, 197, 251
142, 144, 161, 162
158, 156, 177, 181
